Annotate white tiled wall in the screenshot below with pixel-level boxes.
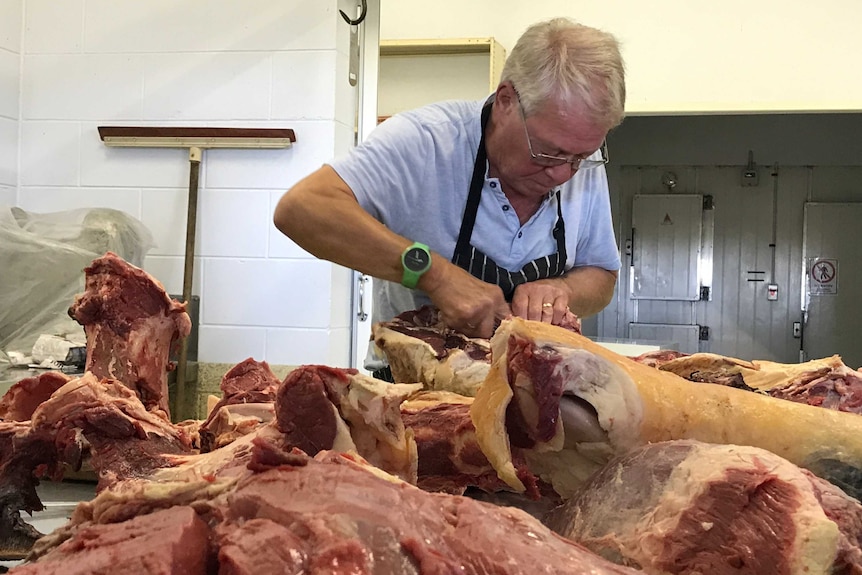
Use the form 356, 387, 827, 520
0, 0, 21, 189
15, 0, 358, 366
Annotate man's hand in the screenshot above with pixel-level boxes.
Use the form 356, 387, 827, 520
512, 267, 618, 324
421, 262, 511, 339
511, 278, 571, 325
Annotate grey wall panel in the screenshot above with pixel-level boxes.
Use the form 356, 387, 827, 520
598, 114, 861, 362
601, 158, 858, 362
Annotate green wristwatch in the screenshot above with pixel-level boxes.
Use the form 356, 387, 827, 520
401, 242, 432, 289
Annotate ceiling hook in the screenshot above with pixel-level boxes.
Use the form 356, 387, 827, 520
340, 0, 367, 26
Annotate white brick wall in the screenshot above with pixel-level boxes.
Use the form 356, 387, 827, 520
0, 0, 21, 189
15, 0, 357, 366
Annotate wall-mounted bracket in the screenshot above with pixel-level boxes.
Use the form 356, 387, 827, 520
741, 150, 759, 186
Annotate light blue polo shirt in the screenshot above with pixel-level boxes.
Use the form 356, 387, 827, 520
328, 98, 621, 325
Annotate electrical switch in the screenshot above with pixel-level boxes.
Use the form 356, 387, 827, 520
767, 284, 778, 301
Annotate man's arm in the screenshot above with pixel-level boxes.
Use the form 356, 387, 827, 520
510, 266, 618, 324
273, 166, 510, 337
274, 165, 407, 282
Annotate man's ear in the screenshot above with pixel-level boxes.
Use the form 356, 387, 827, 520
494, 81, 518, 114
495, 81, 514, 105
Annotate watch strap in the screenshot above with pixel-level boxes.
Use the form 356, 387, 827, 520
401, 242, 431, 289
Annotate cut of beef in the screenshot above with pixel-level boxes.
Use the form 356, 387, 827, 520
470, 318, 862, 500
1, 371, 197, 560
373, 306, 493, 396
654, 353, 862, 413
30, 372, 193, 490
0, 421, 57, 559
400, 391, 543, 499
0, 373, 71, 422
199, 402, 275, 453
276, 364, 421, 483
9, 505, 210, 575
373, 305, 582, 397
767, 363, 862, 414
68, 252, 191, 418
15, 445, 641, 575
628, 349, 689, 368
198, 358, 281, 452
546, 440, 862, 575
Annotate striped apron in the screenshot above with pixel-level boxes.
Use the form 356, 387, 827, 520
451, 100, 567, 301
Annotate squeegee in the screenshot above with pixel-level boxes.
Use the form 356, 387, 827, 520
98, 126, 297, 419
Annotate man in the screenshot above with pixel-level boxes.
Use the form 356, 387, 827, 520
274, 17, 625, 343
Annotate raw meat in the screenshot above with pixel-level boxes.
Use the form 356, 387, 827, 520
9, 505, 210, 575
30, 372, 193, 490
0, 372, 195, 559
373, 306, 493, 396
275, 364, 422, 484
400, 390, 544, 499
0, 421, 55, 559
198, 358, 280, 452
0, 372, 70, 422
68, 252, 191, 417
17, 441, 642, 575
372, 305, 581, 396
470, 317, 862, 500
651, 352, 862, 413
199, 402, 274, 453
546, 440, 862, 575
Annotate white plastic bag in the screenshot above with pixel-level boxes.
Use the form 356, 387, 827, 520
0, 205, 154, 357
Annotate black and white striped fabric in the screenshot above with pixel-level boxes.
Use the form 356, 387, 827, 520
451, 98, 567, 301
453, 239, 565, 301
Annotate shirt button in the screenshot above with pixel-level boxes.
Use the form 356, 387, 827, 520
517, 231, 523, 238
490, 182, 497, 188
502, 205, 510, 211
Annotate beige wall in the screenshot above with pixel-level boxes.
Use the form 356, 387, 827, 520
381, 0, 862, 114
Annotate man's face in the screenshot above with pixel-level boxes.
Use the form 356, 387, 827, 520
489, 85, 608, 201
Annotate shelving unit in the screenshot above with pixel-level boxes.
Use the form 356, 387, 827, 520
378, 37, 506, 120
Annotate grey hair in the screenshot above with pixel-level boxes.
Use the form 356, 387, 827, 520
501, 18, 626, 130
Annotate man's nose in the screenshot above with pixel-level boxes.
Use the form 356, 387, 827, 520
545, 162, 578, 182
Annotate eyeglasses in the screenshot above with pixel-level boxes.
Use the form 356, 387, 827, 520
516, 95, 609, 170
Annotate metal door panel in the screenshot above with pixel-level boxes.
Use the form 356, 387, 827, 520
802, 203, 862, 368
632, 194, 703, 300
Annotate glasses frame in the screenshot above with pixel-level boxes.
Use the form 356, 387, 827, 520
515, 94, 609, 171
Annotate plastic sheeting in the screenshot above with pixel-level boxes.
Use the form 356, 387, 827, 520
0, 205, 154, 359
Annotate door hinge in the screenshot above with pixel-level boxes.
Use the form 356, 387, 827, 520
700, 286, 711, 301
698, 326, 710, 341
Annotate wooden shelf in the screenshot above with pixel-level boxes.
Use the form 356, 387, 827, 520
381, 38, 502, 56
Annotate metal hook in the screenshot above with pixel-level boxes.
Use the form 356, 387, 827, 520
340, 0, 367, 26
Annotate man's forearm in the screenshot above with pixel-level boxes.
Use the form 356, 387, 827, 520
559, 266, 618, 317
274, 166, 412, 283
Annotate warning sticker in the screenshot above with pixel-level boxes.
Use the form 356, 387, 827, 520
808, 258, 838, 295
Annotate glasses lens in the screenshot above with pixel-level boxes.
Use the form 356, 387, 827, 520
578, 159, 604, 170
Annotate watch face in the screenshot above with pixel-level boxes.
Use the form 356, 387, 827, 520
404, 247, 430, 271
